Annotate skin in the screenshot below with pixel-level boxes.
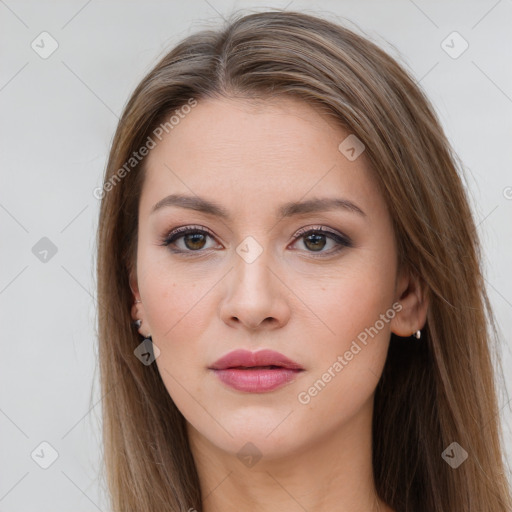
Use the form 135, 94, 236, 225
130, 96, 428, 512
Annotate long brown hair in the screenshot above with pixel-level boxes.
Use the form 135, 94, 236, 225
95, 9, 512, 511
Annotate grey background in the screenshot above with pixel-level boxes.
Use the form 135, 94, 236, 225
1, 0, 511, 510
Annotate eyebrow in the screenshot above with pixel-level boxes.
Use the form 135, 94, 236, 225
150, 193, 366, 220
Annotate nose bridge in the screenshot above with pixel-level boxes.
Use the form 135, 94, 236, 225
232, 234, 275, 300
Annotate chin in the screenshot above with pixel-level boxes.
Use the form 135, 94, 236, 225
189, 413, 304, 461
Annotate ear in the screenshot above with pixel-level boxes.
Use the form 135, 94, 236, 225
128, 268, 150, 337
390, 266, 429, 337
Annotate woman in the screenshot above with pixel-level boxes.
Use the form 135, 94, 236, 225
95, 10, 512, 512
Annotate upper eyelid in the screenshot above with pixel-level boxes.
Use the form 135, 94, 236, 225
293, 225, 344, 237
164, 224, 343, 240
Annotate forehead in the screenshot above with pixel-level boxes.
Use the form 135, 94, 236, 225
140, 96, 383, 221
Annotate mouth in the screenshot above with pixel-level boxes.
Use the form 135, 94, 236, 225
210, 366, 303, 392
209, 350, 304, 393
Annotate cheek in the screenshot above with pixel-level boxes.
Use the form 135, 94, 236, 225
302, 260, 396, 398
138, 244, 216, 340
143, 270, 212, 412
313, 261, 396, 344
138, 254, 226, 405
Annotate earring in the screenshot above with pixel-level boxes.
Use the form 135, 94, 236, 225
412, 330, 421, 339
132, 299, 142, 329
131, 318, 151, 340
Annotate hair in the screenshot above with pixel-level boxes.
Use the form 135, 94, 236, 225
95, 9, 512, 512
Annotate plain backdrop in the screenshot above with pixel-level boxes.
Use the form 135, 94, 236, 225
1, 1, 511, 510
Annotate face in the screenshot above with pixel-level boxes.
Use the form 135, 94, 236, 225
130, 96, 407, 461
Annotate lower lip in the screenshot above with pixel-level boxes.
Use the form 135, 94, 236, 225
211, 368, 303, 392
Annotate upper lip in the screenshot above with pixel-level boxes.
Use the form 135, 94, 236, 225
209, 349, 304, 371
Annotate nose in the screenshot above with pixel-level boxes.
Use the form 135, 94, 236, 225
219, 244, 291, 331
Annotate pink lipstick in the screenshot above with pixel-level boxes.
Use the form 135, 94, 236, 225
209, 349, 304, 392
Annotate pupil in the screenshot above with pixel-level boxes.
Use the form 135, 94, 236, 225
305, 233, 326, 251
185, 233, 206, 250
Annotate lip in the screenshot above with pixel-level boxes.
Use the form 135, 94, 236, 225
209, 349, 304, 393
210, 349, 304, 371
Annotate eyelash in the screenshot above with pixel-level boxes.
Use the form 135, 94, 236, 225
159, 224, 353, 258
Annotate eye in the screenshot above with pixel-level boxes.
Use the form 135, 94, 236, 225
159, 224, 353, 257
290, 226, 353, 256
160, 225, 219, 253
